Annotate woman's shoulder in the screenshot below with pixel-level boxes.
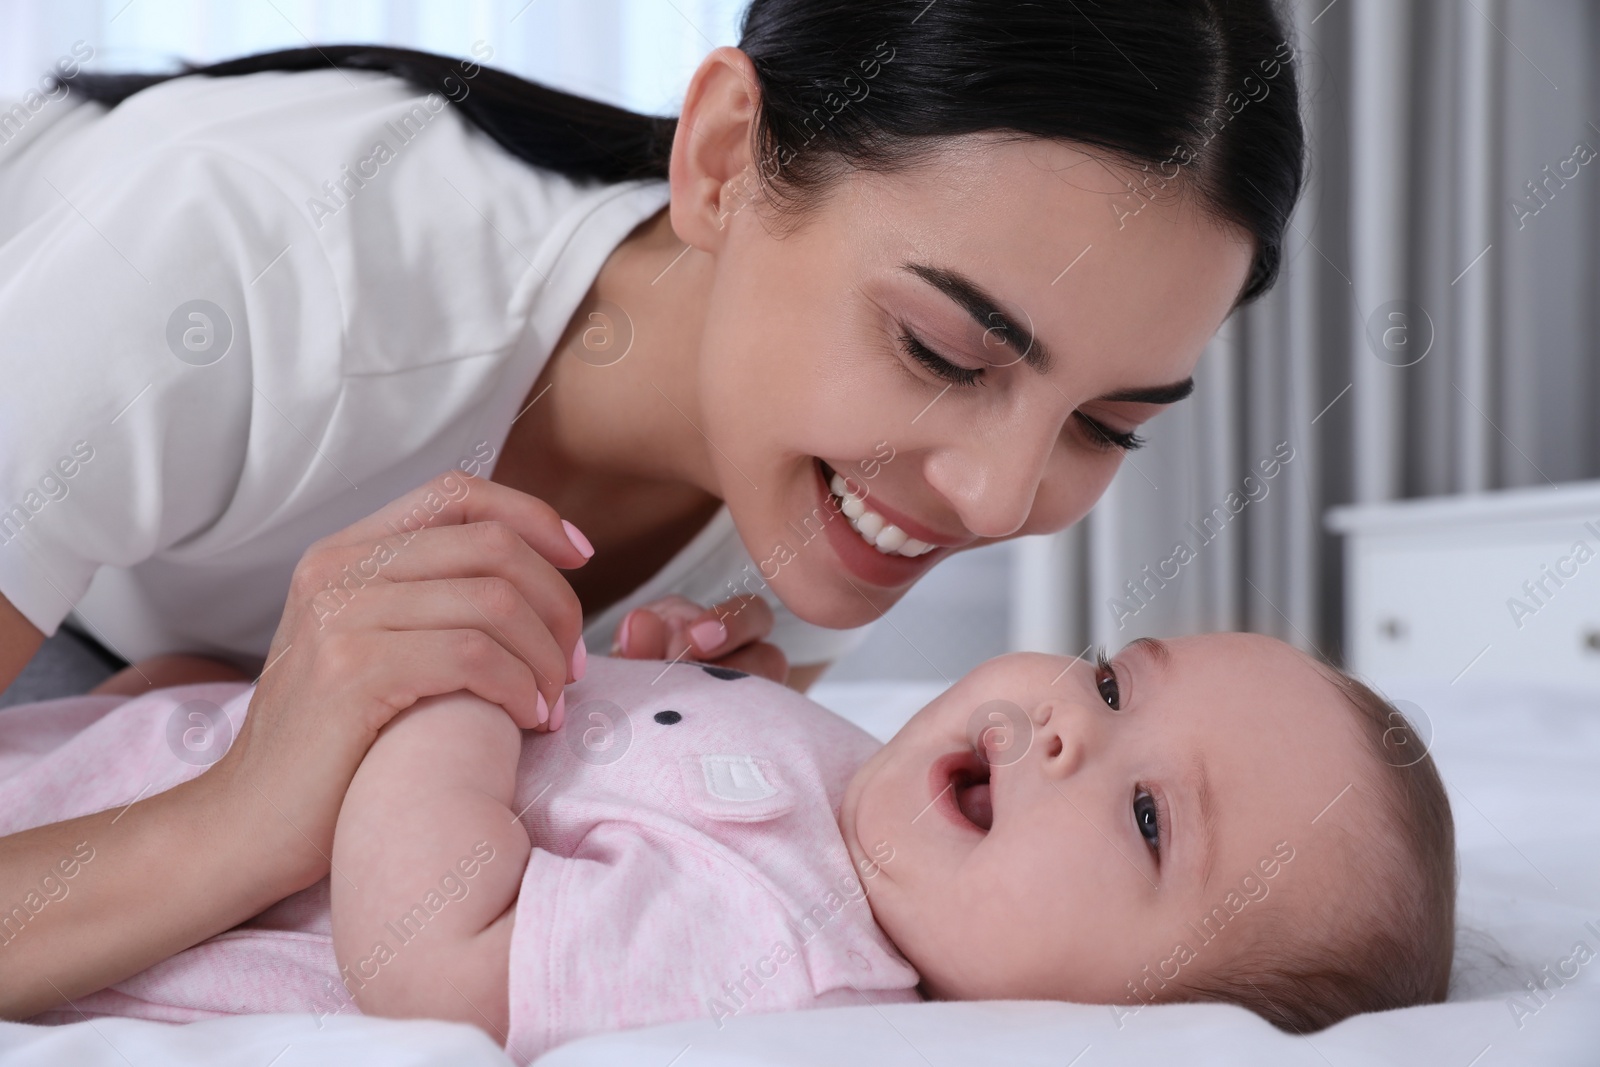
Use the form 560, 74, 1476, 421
62, 67, 670, 375
83, 67, 604, 226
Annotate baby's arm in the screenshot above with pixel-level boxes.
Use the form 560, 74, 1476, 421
330, 691, 533, 1041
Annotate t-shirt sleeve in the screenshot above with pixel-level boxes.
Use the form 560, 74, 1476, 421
0, 142, 329, 636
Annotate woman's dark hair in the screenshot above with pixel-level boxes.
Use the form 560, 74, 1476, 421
58, 0, 1304, 303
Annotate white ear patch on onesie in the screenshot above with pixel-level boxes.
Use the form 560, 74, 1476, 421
700, 754, 778, 802
678, 754, 796, 822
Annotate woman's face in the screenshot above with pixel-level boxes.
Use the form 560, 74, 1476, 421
672, 60, 1255, 630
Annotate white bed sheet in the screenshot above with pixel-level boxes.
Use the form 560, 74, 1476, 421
2, 675, 1596, 1066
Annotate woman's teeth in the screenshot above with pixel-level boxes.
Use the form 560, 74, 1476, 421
828, 473, 936, 557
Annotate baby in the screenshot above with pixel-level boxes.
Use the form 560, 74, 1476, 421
6, 633, 1456, 1058
326, 632, 1457, 1056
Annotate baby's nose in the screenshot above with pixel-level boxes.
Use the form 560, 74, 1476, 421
1032, 701, 1088, 778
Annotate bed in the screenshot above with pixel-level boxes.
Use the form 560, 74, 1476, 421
3, 487, 1599, 1065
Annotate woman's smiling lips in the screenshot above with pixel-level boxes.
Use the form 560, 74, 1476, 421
820, 459, 967, 549
814, 459, 968, 588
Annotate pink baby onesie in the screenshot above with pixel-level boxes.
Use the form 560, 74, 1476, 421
0, 656, 921, 1062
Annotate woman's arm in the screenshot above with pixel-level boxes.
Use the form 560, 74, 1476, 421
0, 623, 314, 1016
0, 598, 294, 1017
0, 592, 46, 700
0, 471, 588, 1019
0, 599, 292, 1018
0, 759, 325, 1017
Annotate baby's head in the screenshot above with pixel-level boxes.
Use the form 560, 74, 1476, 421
837, 632, 1456, 1032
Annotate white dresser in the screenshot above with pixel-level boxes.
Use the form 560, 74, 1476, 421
1326, 481, 1600, 690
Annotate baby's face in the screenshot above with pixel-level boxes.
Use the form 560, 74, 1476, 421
837, 632, 1370, 1002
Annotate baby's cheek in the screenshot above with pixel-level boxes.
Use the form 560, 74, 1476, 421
846, 746, 905, 826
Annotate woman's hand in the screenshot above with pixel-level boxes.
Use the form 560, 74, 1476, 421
610, 593, 789, 683
213, 469, 592, 889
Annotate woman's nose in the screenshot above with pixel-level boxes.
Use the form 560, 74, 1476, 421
924, 421, 1056, 540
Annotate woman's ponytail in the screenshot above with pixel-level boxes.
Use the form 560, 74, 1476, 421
58, 43, 676, 185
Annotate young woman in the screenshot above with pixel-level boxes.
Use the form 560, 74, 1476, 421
0, 0, 1303, 1019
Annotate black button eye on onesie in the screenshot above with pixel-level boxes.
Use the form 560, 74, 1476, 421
699, 665, 749, 681
653, 710, 683, 725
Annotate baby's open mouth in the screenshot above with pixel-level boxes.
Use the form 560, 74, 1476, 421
942, 751, 994, 832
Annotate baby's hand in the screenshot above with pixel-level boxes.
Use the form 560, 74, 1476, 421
611, 594, 787, 683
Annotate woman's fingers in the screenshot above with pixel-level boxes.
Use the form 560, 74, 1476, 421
309, 628, 547, 734
610, 595, 782, 682
687, 595, 775, 658
332, 520, 588, 683
612, 607, 671, 660
610, 606, 788, 684
314, 470, 594, 573
611, 594, 775, 661
610, 595, 702, 659
330, 579, 571, 728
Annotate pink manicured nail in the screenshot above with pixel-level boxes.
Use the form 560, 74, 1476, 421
551, 692, 566, 731
613, 612, 634, 655
572, 635, 588, 682
562, 519, 595, 560
690, 618, 727, 652
534, 690, 549, 726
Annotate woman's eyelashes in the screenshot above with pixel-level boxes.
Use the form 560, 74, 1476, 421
1074, 412, 1147, 453
898, 328, 982, 387
896, 325, 1146, 452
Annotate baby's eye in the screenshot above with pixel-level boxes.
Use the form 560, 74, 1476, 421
1134, 790, 1160, 853
1094, 649, 1120, 710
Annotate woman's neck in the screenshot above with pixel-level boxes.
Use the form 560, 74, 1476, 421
493, 206, 725, 612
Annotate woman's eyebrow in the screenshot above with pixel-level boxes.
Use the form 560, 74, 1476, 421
898, 262, 1196, 406
1103, 378, 1196, 405
901, 262, 1051, 373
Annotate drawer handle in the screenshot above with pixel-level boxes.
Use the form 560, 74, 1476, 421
1379, 617, 1407, 641
1584, 630, 1600, 654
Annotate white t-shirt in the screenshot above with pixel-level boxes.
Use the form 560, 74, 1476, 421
0, 69, 871, 671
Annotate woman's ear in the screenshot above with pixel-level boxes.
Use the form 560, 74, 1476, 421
668, 45, 765, 255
